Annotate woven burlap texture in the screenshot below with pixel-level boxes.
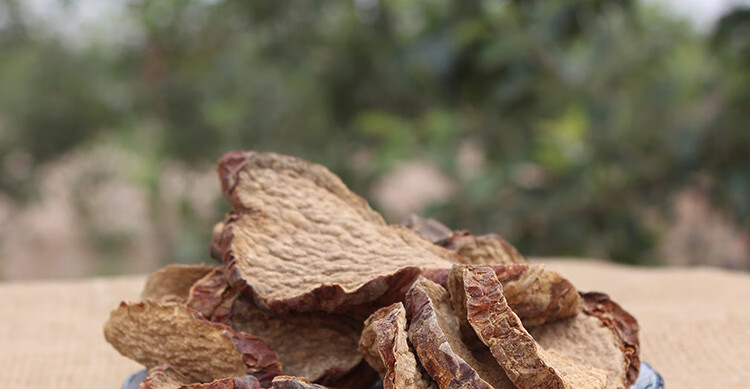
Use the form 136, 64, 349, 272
1, 260, 748, 389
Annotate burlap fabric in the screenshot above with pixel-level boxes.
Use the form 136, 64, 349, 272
1, 260, 748, 389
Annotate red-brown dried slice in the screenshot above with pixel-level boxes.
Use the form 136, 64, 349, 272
448, 265, 607, 389
404, 277, 515, 389
140, 364, 262, 389
186, 267, 239, 324
427, 264, 580, 327
441, 231, 528, 265
359, 302, 436, 389
215, 151, 457, 313
271, 376, 328, 389
529, 292, 640, 388
104, 300, 281, 386
229, 297, 370, 386
141, 264, 216, 303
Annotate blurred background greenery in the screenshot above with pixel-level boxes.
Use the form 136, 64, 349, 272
0, 0, 748, 280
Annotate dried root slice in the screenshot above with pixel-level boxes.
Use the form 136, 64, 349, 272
581, 292, 640, 386
210, 222, 226, 262
215, 151, 457, 313
140, 364, 192, 389
530, 293, 640, 388
405, 277, 515, 389
500, 264, 581, 326
427, 264, 580, 327
271, 376, 328, 389
449, 265, 607, 389
104, 301, 281, 386
359, 302, 436, 389
441, 231, 528, 265
141, 264, 216, 303
140, 364, 262, 389
229, 297, 371, 386
402, 215, 453, 244
186, 267, 239, 324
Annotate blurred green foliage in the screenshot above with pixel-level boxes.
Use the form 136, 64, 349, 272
1, 0, 749, 266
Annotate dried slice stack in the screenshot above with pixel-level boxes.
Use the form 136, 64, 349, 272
104, 151, 641, 389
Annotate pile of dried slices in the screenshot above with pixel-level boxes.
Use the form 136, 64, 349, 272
104, 151, 640, 389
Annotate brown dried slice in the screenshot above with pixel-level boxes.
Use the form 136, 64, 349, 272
140, 365, 262, 389
441, 231, 527, 265
104, 300, 281, 386
216, 151, 457, 313
529, 292, 640, 388
402, 214, 453, 244
359, 302, 436, 389
141, 264, 216, 303
448, 265, 607, 389
404, 277, 515, 389
427, 264, 580, 327
210, 222, 226, 262
140, 364, 192, 389
229, 297, 370, 386
271, 376, 328, 389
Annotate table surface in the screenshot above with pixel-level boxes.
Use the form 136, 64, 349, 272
1, 259, 748, 389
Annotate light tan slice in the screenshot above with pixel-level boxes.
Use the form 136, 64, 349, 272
448, 265, 607, 389
405, 277, 515, 389
141, 264, 216, 303
215, 151, 457, 313
140, 364, 262, 389
271, 376, 328, 389
104, 300, 281, 386
359, 302, 436, 389
529, 292, 640, 388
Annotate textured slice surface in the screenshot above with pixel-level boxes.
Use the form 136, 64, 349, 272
499, 264, 581, 326
141, 264, 216, 303
103, 301, 281, 386
529, 292, 640, 388
217, 151, 456, 312
140, 365, 262, 389
359, 302, 435, 389
229, 297, 366, 384
450, 265, 606, 389
441, 232, 528, 265
405, 277, 514, 389
426, 264, 580, 327
582, 292, 640, 387
140, 364, 192, 389
271, 376, 328, 389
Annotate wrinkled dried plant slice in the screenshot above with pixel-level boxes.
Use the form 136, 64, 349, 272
530, 293, 640, 388
140, 364, 192, 389
271, 376, 328, 389
229, 297, 369, 385
186, 267, 239, 323
216, 151, 456, 313
402, 214, 453, 244
428, 264, 580, 327
141, 264, 216, 303
450, 265, 606, 389
141, 365, 262, 389
405, 277, 514, 389
498, 264, 581, 326
104, 301, 281, 386
359, 302, 436, 389
581, 292, 639, 386
210, 222, 226, 262
441, 231, 528, 265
